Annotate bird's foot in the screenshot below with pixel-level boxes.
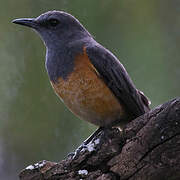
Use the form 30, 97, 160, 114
68, 127, 118, 160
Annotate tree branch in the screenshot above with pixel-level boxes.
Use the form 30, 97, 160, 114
19, 98, 180, 180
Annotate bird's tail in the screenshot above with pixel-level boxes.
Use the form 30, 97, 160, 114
138, 90, 151, 112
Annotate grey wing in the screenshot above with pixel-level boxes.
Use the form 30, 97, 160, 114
86, 44, 150, 118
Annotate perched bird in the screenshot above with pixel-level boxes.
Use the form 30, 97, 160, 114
12, 11, 150, 132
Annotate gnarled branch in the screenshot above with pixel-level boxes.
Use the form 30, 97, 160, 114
19, 98, 180, 180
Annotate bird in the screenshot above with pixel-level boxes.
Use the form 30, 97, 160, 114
12, 11, 150, 141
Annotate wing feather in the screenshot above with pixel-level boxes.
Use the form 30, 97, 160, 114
86, 43, 150, 118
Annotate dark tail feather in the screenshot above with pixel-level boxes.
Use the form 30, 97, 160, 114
138, 90, 151, 112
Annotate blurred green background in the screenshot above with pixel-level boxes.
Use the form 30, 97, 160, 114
0, 0, 179, 179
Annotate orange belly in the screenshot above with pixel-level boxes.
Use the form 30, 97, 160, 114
51, 48, 126, 127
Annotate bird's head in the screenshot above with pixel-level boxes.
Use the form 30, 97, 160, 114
12, 11, 90, 49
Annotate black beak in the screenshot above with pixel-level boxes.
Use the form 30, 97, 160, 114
12, 18, 37, 28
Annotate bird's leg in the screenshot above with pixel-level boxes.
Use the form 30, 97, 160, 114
67, 127, 104, 159
76, 127, 104, 152
83, 127, 104, 145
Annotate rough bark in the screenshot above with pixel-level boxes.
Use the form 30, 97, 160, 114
19, 98, 180, 180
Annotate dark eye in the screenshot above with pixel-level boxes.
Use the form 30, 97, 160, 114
49, 18, 59, 27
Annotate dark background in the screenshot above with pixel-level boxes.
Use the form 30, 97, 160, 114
0, 0, 179, 179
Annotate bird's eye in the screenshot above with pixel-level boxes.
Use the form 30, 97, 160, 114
49, 18, 59, 27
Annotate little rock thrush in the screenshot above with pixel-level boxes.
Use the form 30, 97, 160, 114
13, 11, 150, 132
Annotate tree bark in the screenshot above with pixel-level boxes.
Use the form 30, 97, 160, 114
19, 98, 180, 180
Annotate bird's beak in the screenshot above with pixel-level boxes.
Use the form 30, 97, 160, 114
12, 18, 37, 28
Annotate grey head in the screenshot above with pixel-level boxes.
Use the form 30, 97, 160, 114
12, 11, 92, 49
13, 11, 93, 81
